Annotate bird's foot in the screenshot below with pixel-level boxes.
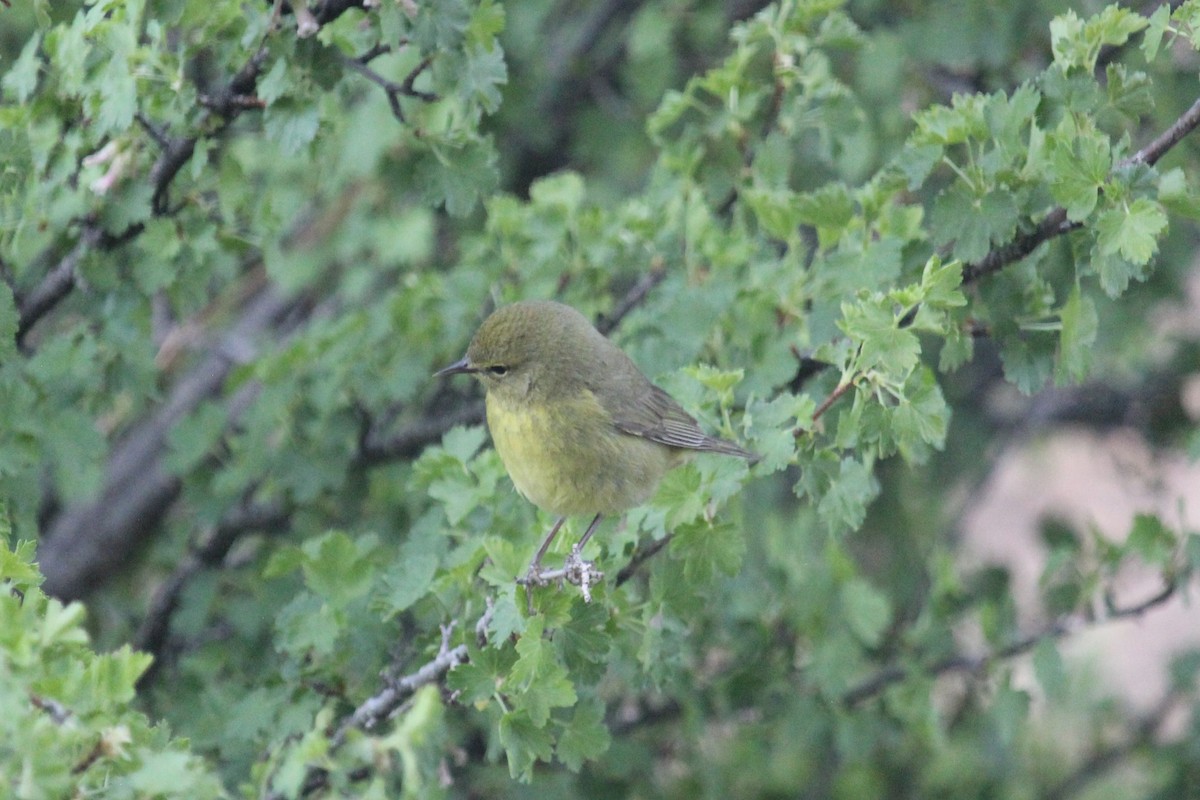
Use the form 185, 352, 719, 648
516, 548, 605, 611
563, 545, 603, 603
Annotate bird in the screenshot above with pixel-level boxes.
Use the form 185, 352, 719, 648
435, 299, 756, 604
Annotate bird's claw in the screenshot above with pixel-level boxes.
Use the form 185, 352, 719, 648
563, 545, 603, 603
517, 547, 605, 612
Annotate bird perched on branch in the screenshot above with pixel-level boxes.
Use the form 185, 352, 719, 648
436, 299, 756, 607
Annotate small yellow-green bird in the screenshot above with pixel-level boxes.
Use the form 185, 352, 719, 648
436, 299, 756, 601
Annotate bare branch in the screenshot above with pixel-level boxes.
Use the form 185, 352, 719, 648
615, 535, 672, 586
1127, 94, 1200, 168
38, 286, 298, 600
596, 262, 667, 335
15, 226, 102, 346
340, 53, 435, 122
333, 600, 496, 743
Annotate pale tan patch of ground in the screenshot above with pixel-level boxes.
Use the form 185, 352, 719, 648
960, 428, 1200, 710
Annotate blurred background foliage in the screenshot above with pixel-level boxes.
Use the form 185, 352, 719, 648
4, 0, 1200, 797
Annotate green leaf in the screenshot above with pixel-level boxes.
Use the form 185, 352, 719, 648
920, 256, 966, 312
808, 631, 861, 697
97, 32, 138, 135
1095, 197, 1167, 266
1032, 638, 1069, 701
300, 531, 376, 607
891, 369, 950, 460
1125, 513, 1176, 567
441, 425, 487, 464
1090, 247, 1143, 299
745, 393, 810, 473
1000, 334, 1055, 394
0, 282, 18, 362
459, 41, 507, 113
125, 751, 211, 794
670, 519, 745, 586
931, 184, 1020, 264
1141, 3, 1171, 60
1055, 285, 1097, 385
839, 298, 919, 378
841, 578, 891, 647
1047, 133, 1110, 221
506, 618, 577, 725
556, 700, 612, 771
893, 143, 942, 190
683, 364, 743, 403
2, 33, 42, 103
816, 456, 877, 534
794, 184, 856, 234
989, 683, 1030, 746
446, 659, 497, 706
377, 552, 438, 616
466, 0, 506, 45
417, 138, 499, 217
652, 465, 705, 529
487, 589, 526, 641
275, 593, 341, 657
0, 539, 42, 586
499, 710, 554, 782
263, 101, 321, 156
1050, 6, 1147, 72
529, 171, 586, 212
165, 403, 229, 474
1158, 167, 1200, 220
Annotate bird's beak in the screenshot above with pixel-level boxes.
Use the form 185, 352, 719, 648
434, 357, 476, 378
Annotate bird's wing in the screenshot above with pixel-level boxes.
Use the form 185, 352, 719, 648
610, 382, 757, 460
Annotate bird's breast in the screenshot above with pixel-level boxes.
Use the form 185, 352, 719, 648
484, 389, 673, 517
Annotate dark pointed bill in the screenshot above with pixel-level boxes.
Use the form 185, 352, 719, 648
434, 357, 476, 378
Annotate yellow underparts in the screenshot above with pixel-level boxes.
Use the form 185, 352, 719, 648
486, 388, 676, 517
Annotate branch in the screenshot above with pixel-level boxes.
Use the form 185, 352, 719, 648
963, 93, 1200, 283
1128, 93, 1200, 168
15, 225, 102, 346
841, 579, 1179, 707
596, 261, 667, 335
615, 535, 671, 586
38, 286, 298, 600
277, 602, 495, 799
340, 53, 435, 122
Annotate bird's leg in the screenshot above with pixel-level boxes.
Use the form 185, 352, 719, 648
523, 516, 567, 582
518, 514, 608, 610
519, 516, 567, 613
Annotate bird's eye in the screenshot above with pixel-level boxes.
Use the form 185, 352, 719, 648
488, 365, 509, 377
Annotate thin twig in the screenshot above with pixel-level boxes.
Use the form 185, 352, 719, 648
1127, 94, 1200, 167
135, 112, 171, 149
615, 536, 672, 586
841, 579, 1178, 706
340, 53, 435, 122
597, 261, 668, 335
